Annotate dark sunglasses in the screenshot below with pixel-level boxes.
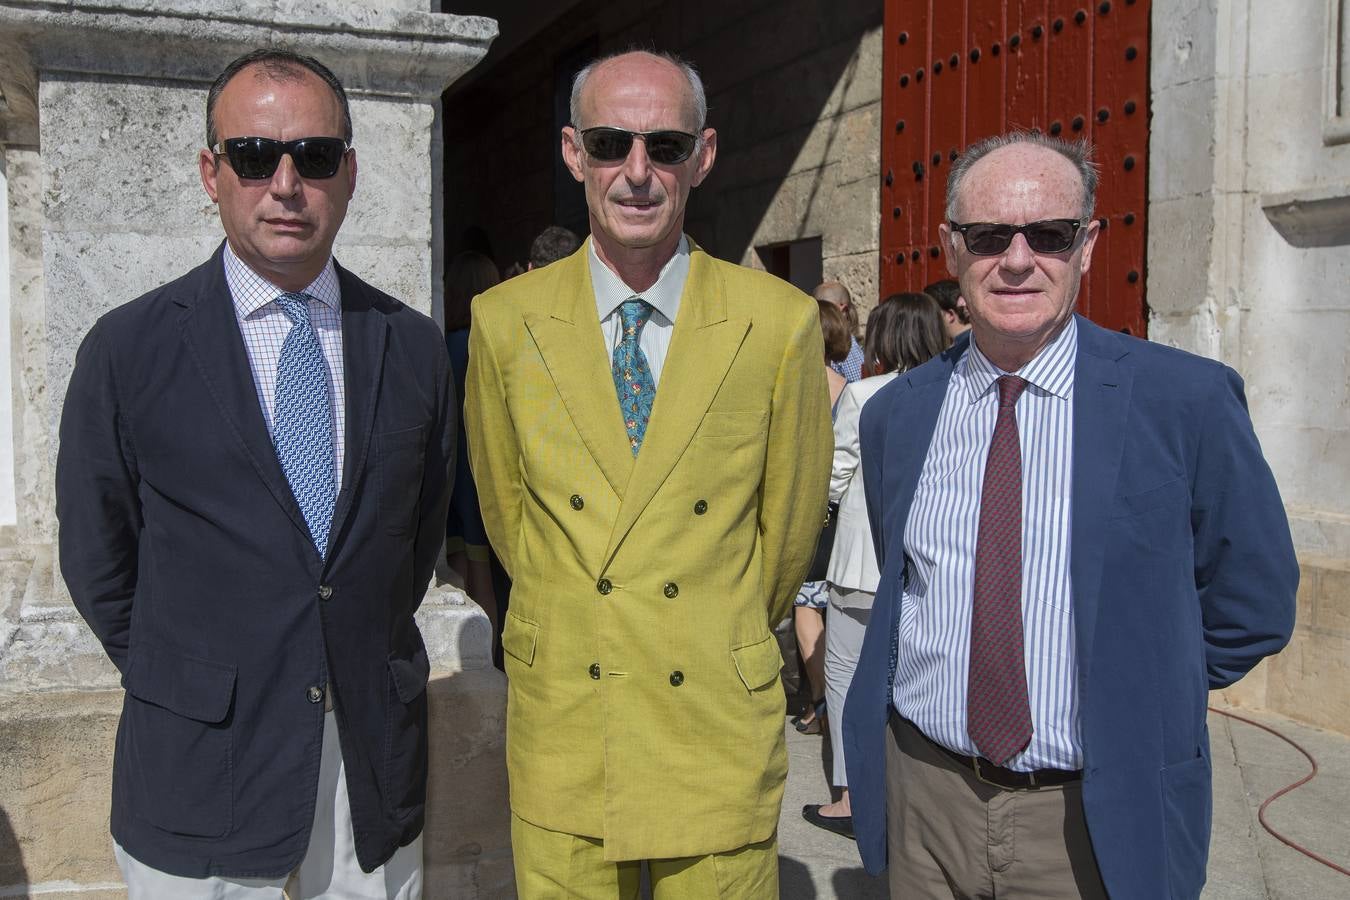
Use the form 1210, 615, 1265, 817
948, 218, 1088, 256
213, 136, 351, 180
578, 127, 699, 165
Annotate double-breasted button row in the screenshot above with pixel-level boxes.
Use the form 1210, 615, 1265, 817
693, 499, 708, 515
589, 663, 601, 680
669, 671, 684, 687
570, 494, 584, 510
663, 582, 679, 599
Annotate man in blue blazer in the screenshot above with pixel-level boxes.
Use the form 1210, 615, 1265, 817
844, 132, 1297, 900
55, 49, 453, 896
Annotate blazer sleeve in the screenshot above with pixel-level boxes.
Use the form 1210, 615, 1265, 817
55, 323, 142, 674
1191, 365, 1299, 688
829, 383, 865, 503
759, 302, 833, 626
463, 302, 523, 578
413, 333, 456, 606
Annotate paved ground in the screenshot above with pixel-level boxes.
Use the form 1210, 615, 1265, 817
775, 704, 1350, 899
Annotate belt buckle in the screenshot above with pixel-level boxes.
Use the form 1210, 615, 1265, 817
971, 756, 1036, 789
970, 756, 998, 788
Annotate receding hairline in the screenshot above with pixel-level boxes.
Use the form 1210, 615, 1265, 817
950, 142, 1088, 219
571, 50, 705, 132
813, 282, 851, 304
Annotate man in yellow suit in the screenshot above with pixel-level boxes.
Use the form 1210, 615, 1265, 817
465, 49, 833, 899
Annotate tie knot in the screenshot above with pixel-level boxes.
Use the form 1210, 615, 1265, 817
275, 292, 313, 326
996, 375, 1028, 409
619, 298, 654, 336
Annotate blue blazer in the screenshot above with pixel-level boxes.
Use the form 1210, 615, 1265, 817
56, 244, 455, 877
843, 316, 1297, 900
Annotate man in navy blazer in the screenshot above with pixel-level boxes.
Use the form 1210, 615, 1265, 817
844, 132, 1297, 900
55, 49, 453, 896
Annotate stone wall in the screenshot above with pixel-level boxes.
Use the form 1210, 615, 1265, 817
1151, 0, 1350, 733
442, 0, 883, 314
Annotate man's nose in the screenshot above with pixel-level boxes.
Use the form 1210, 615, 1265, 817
999, 232, 1036, 272
269, 153, 302, 198
621, 136, 651, 184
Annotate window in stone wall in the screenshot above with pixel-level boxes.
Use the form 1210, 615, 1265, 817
755, 237, 823, 296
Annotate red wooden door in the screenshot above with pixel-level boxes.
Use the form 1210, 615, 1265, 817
880, 0, 1150, 336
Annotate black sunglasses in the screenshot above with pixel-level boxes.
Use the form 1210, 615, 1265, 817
213, 136, 351, 180
578, 127, 699, 165
948, 219, 1088, 256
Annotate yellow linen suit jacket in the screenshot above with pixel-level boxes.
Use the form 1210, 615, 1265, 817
465, 240, 832, 860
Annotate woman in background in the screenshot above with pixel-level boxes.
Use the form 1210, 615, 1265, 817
444, 251, 502, 657
792, 300, 852, 735
803, 292, 950, 838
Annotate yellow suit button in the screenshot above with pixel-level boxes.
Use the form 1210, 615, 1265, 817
570, 494, 584, 510
693, 499, 708, 515
597, 578, 612, 595
663, 582, 679, 599
669, 671, 684, 687
589, 663, 601, 680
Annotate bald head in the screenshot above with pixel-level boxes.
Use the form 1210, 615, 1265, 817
570, 50, 706, 134
813, 282, 852, 310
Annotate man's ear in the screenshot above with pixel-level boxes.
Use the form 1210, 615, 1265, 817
690, 128, 717, 188
938, 223, 959, 278
199, 148, 221, 203
561, 127, 585, 183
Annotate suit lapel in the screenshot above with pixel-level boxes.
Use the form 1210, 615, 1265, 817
525, 250, 636, 498
176, 244, 309, 540
603, 253, 750, 567
1069, 318, 1132, 688
327, 264, 389, 554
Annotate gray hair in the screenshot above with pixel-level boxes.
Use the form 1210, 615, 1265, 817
569, 50, 708, 133
944, 131, 1099, 222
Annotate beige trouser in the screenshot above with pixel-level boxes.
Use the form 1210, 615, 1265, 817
886, 713, 1108, 899
116, 709, 423, 900
510, 814, 778, 899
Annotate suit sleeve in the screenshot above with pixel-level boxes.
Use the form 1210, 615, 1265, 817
760, 301, 833, 626
464, 302, 523, 579
1191, 365, 1298, 688
412, 331, 456, 607
55, 323, 142, 674
829, 384, 865, 504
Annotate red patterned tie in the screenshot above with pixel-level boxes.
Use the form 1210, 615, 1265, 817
967, 374, 1033, 765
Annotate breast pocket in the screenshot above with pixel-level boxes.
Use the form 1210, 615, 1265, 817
1111, 477, 1191, 556
377, 426, 427, 536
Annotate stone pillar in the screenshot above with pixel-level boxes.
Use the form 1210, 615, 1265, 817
0, 3, 512, 896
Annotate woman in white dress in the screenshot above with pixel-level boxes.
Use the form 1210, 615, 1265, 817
803, 292, 951, 838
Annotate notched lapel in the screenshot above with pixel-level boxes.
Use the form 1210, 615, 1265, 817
1070, 327, 1133, 686
327, 268, 389, 555
176, 250, 309, 540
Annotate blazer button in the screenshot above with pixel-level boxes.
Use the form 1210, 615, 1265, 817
317, 584, 333, 601
589, 663, 601, 680
669, 671, 684, 687
306, 684, 324, 704
597, 578, 612, 595
663, 582, 679, 599
570, 494, 584, 510
693, 499, 708, 515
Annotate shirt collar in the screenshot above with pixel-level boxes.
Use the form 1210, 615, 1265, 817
960, 315, 1078, 404
588, 235, 690, 326
223, 241, 342, 319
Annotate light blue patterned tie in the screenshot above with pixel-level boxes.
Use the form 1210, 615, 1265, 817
272, 292, 337, 557
612, 299, 656, 455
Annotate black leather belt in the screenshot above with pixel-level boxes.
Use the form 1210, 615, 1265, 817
926, 732, 1081, 789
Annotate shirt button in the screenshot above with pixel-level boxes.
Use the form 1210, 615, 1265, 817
317, 584, 333, 601
693, 499, 708, 515
597, 578, 612, 595
570, 494, 584, 510
669, 671, 684, 687
306, 685, 324, 704
663, 582, 679, 599
589, 663, 601, 680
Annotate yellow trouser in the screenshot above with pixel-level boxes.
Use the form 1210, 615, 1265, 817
511, 814, 778, 899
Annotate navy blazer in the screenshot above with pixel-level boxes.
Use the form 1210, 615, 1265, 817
843, 316, 1298, 900
55, 244, 455, 878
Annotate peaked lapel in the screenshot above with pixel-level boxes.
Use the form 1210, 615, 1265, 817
603, 251, 750, 568
175, 244, 310, 543
1068, 317, 1133, 689
326, 264, 389, 561
524, 248, 636, 498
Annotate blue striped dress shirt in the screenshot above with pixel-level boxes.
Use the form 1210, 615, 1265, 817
893, 317, 1080, 772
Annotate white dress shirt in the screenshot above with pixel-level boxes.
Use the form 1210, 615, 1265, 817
223, 242, 346, 491
893, 318, 1080, 772
588, 235, 690, 384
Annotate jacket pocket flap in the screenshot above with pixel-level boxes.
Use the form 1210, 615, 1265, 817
124, 645, 237, 724
502, 613, 539, 666
387, 640, 431, 704
731, 635, 783, 691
